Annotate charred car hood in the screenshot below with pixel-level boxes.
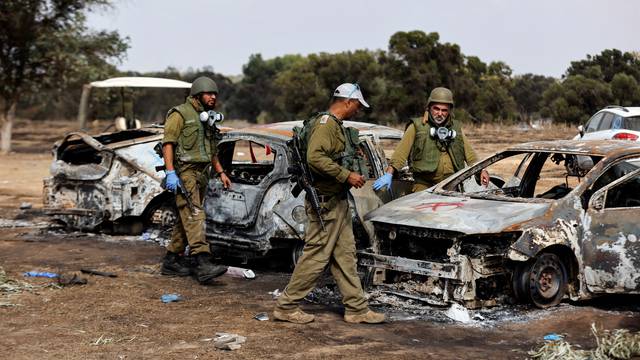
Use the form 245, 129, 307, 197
365, 191, 551, 234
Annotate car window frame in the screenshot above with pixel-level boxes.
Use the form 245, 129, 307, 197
598, 112, 614, 131
585, 112, 604, 133
589, 167, 640, 211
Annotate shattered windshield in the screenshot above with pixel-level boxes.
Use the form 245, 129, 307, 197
438, 150, 603, 201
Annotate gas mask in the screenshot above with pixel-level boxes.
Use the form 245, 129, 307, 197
430, 126, 456, 142
199, 110, 224, 128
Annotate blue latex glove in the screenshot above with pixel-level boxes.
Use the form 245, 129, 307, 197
373, 173, 393, 191
165, 170, 179, 192
161, 293, 183, 303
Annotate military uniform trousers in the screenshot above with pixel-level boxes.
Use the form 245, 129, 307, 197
166, 163, 210, 256
276, 197, 369, 315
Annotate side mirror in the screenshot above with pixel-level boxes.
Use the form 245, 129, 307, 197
577, 125, 585, 138
589, 191, 605, 211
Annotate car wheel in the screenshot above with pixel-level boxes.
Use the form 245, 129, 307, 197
291, 240, 305, 269
145, 200, 178, 231
511, 261, 531, 303
527, 253, 568, 308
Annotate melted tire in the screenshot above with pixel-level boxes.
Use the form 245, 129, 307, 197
512, 261, 531, 303
290, 240, 304, 270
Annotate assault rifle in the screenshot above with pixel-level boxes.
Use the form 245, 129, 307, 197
154, 142, 196, 214
287, 136, 326, 232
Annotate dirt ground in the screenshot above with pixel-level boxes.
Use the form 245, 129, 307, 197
1, 119, 639, 359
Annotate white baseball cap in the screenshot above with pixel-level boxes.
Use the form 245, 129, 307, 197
333, 83, 370, 108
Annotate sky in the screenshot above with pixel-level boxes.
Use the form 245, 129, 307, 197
87, 0, 640, 78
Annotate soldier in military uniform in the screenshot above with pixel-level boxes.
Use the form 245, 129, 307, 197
273, 83, 385, 324
373, 87, 489, 193
160, 76, 230, 284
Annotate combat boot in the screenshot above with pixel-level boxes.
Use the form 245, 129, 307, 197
193, 252, 228, 284
273, 308, 315, 324
160, 251, 192, 277
344, 309, 385, 324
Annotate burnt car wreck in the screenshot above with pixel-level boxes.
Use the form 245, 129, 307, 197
360, 140, 640, 308
42, 119, 409, 258
43, 128, 176, 233
204, 121, 409, 265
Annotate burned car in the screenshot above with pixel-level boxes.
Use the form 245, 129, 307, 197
360, 140, 640, 308
44, 76, 206, 234
43, 128, 176, 233
204, 121, 409, 265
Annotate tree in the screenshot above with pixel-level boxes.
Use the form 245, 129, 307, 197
610, 73, 640, 107
511, 74, 556, 121
566, 49, 640, 83
0, 0, 128, 153
541, 75, 612, 124
225, 54, 303, 122
271, 50, 385, 122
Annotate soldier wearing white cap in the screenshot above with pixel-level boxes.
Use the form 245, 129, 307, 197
273, 83, 385, 325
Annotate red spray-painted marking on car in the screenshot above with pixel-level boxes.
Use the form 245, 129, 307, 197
414, 202, 465, 212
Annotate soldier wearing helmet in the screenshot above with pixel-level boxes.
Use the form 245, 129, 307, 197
160, 76, 230, 284
373, 87, 489, 193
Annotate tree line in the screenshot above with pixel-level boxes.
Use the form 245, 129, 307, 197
18, 32, 640, 128
2, 1, 640, 153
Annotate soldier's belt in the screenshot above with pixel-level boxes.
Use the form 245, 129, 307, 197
312, 193, 347, 203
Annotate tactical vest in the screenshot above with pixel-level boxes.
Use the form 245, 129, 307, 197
169, 100, 217, 163
302, 112, 365, 174
410, 117, 465, 173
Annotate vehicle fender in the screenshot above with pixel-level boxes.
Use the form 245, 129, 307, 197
507, 219, 578, 261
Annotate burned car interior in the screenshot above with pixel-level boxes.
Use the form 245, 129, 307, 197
444, 150, 604, 201
217, 139, 277, 185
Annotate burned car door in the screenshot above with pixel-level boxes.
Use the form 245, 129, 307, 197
583, 158, 640, 293
206, 139, 285, 227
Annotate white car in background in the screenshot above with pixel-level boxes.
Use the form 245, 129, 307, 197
576, 106, 640, 141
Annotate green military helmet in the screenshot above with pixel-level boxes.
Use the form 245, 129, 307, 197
190, 76, 219, 96
427, 87, 454, 107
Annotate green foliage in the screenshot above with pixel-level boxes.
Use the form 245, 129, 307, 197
567, 49, 640, 82
511, 74, 556, 119
225, 54, 305, 122
0, 0, 129, 118
610, 73, 640, 106
539, 48, 640, 124
542, 75, 612, 123
6, 17, 640, 131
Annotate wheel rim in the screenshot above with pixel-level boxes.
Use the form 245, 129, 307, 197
536, 265, 561, 299
151, 205, 177, 228
528, 253, 567, 308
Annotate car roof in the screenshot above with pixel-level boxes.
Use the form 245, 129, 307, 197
227, 120, 403, 140
508, 139, 640, 156
596, 106, 640, 117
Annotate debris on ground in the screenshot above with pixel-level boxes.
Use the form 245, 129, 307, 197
160, 293, 183, 303
305, 285, 339, 304
445, 303, 472, 323
23, 271, 59, 278
81, 268, 118, 277
1, 266, 34, 307
0, 219, 49, 228
139, 229, 171, 247
213, 332, 246, 351
268, 289, 282, 299
529, 323, 640, 360
58, 274, 88, 286
254, 312, 269, 321
543, 333, 564, 341
19, 202, 33, 210
226, 266, 256, 279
